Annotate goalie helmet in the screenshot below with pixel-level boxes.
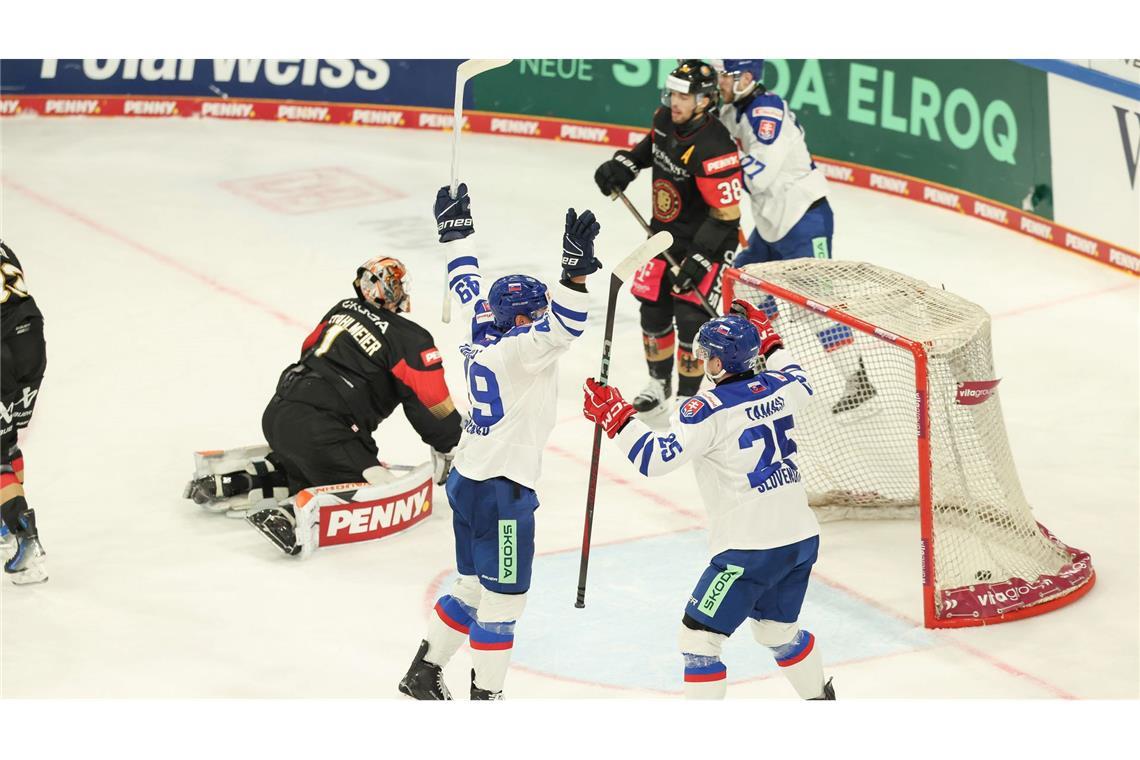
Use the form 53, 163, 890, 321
487, 274, 549, 331
661, 59, 719, 108
355, 256, 410, 313
695, 315, 760, 380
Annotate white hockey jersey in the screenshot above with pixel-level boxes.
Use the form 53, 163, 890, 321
613, 347, 819, 556
444, 238, 589, 490
718, 90, 830, 243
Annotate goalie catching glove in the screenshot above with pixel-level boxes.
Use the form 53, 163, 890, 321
729, 298, 783, 358
582, 378, 637, 438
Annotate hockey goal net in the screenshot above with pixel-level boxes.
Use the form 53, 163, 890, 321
723, 260, 1095, 628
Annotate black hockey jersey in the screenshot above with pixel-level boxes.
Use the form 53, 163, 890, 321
281, 298, 461, 453
1, 241, 43, 340
627, 108, 744, 244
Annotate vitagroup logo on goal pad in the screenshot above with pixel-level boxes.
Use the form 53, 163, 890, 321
955, 379, 1001, 405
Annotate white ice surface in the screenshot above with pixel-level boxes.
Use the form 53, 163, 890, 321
1, 116, 1136, 699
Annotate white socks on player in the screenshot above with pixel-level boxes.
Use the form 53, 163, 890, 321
424, 575, 483, 666
469, 590, 526, 695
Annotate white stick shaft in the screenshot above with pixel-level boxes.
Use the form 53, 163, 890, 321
442, 59, 512, 324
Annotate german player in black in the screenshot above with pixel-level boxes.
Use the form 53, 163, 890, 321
594, 59, 744, 413
186, 256, 462, 526
1, 240, 48, 584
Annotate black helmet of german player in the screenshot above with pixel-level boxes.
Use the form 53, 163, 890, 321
355, 256, 410, 313
661, 59, 719, 109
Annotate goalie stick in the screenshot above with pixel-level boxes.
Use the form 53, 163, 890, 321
441, 58, 513, 324
575, 230, 674, 608
614, 190, 719, 319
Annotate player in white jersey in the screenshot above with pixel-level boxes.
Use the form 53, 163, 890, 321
713, 59, 876, 415
582, 298, 835, 700
398, 183, 601, 700
711, 58, 833, 266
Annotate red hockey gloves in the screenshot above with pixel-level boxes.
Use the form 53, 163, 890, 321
583, 378, 637, 438
730, 298, 784, 358
434, 183, 475, 243
670, 252, 713, 294
594, 151, 640, 197
561, 208, 603, 279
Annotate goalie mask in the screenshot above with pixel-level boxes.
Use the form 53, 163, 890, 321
355, 256, 410, 313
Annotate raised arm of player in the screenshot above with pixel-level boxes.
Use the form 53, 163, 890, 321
509, 208, 601, 374
582, 377, 716, 477
434, 183, 499, 347
594, 126, 653, 197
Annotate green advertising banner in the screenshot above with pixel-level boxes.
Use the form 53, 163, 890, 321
472, 59, 1053, 218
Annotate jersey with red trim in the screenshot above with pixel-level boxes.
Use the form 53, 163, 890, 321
626, 108, 744, 243
1, 241, 43, 340
718, 90, 829, 242
290, 298, 461, 453
611, 348, 819, 555
443, 237, 589, 490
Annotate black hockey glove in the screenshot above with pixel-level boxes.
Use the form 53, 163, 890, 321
434, 183, 474, 243
593, 151, 640, 197
561, 208, 603, 279
670, 252, 714, 294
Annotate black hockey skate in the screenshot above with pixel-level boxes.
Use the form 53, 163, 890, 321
398, 640, 452, 700
3, 509, 48, 585
184, 471, 251, 506
831, 357, 877, 414
246, 505, 301, 556
470, 669, 503, 701
632, 376, 672, 414
810, 677, 836, 700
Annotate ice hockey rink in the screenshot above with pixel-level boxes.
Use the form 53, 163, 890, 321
1, 113, 1137, 703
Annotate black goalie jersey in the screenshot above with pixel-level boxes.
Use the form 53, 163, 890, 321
627, 107, 745, 243
282, 298, 461, 453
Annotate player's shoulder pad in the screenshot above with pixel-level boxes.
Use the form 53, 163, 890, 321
745, 92, 786, 145
678, 390, 726, 424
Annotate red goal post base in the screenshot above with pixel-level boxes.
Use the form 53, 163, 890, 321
722, 265, 1096, 629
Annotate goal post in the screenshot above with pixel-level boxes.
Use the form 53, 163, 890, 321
722, 260, 1096, 628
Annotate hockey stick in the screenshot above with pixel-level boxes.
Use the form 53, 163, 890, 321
614, 190, 720, 319
576, 230, 674, 609
441, 58, 513, 324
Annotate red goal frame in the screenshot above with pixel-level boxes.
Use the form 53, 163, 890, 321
723, 266, 1096, 628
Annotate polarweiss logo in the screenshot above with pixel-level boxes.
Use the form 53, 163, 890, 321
1113, 106, 1140, 189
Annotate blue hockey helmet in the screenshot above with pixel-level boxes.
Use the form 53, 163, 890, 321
715, 59, 765, 79
695, 315, 760, 379
710, 59, 766, 101
487, 274, 549, 331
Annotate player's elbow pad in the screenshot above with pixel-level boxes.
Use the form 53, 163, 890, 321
692, 216, 740, 259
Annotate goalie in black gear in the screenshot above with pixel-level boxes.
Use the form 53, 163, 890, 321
594, 59, 743, 414
184, 256, 462, 548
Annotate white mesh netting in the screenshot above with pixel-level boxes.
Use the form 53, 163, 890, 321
728, 260, 1093, 625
